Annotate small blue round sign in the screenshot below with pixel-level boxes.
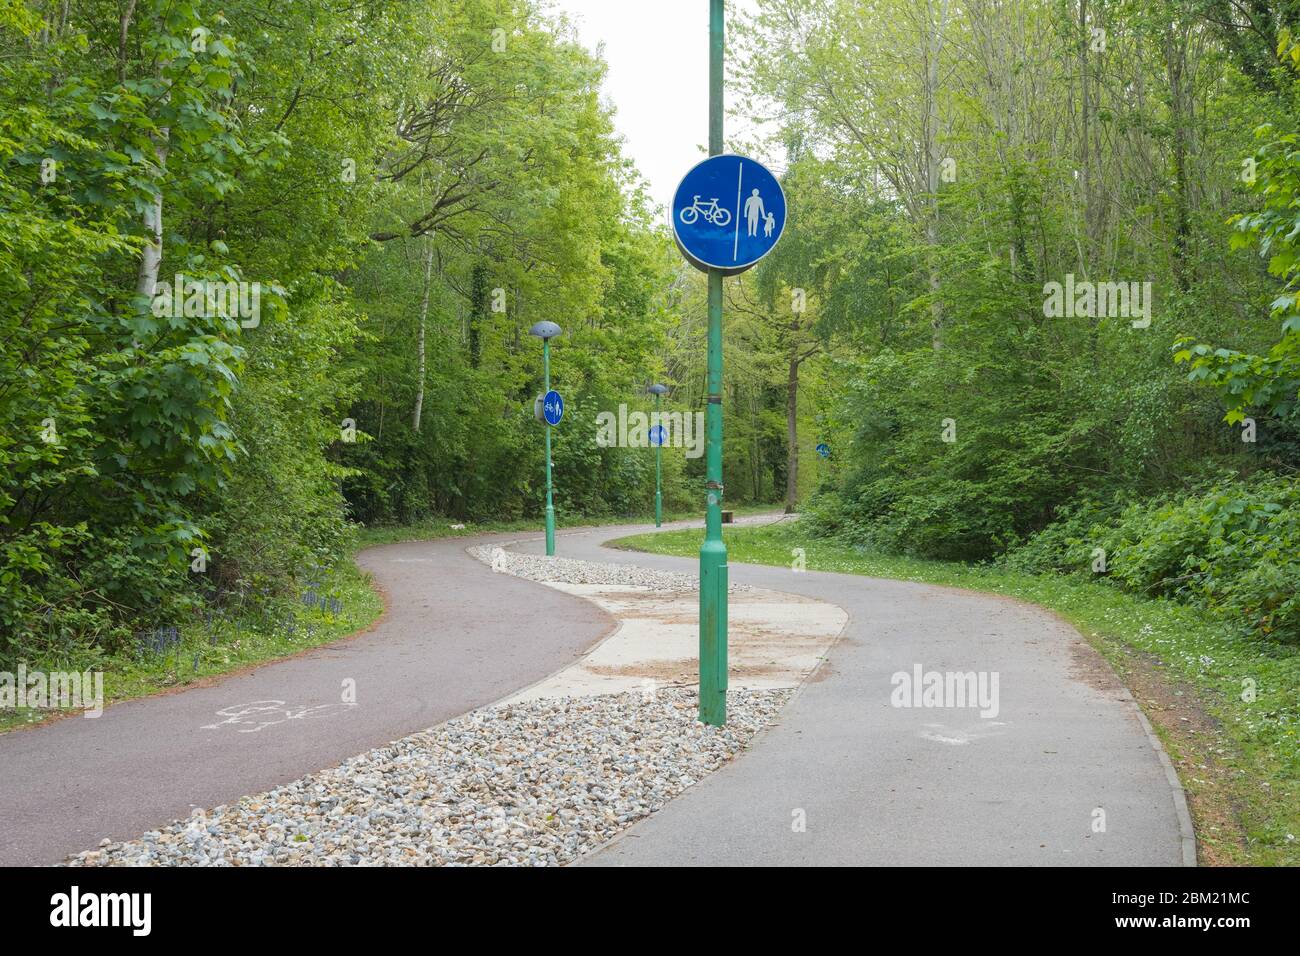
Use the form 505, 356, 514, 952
672, 154, 786, 274
649, 424, 667, 447
816, 443, 830, 459
543, 390, 563, 426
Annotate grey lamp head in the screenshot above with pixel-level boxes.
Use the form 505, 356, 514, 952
529, 321, 562, 340
647, 383, 669, 396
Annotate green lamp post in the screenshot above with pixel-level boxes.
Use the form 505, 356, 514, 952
529, 321, 562, 556
697, 0, 728, 726
671, 0, 784, 725
647, 384, 669, 527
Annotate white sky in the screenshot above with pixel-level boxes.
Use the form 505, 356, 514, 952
550, 0, 764, 216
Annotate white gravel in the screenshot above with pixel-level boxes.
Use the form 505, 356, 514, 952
469, 544, 749, 591
66, 688, 788, 867
69, 550, 784, 867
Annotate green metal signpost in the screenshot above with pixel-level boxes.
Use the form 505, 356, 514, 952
529, 321, 562, 556
648, 384, 669, 527
698, 0, 728, 726
544, 342, 555, 556
670, 1, 785, 725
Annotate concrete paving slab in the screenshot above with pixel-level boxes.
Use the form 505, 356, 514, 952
499, 581, 848, 702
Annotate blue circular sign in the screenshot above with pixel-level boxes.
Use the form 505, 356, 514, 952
543, 390, 563, 426
649, 424, 667, 447
816, 443, 830, 459
672, 154, 786, 274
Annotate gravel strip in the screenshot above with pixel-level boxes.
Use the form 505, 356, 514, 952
66, 688, 789, 867
468, 545, 749, 591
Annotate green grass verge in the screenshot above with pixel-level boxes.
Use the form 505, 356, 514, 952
614, 520, 1299, 867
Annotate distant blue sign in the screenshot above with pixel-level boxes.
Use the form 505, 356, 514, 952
649, 424, 667, 447
816, 443, 830, 459
543, 390, 563, 426
672, 154, 786, 274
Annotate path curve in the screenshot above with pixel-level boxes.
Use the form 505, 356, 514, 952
503, 523, 1194, 867
0, 515, 1194, 867
0, 532, 616, 866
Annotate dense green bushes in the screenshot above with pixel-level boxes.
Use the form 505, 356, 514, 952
1001, 475, 1300, 642
0, 0, 722, 672
1106, 477, 1300, 641
789, 12, 1300, 647
1, 0, 254, 667
340, 387, 697, 527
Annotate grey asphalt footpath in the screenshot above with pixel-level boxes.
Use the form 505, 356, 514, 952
510, 521, 1194, 867
0, 533, 614, 866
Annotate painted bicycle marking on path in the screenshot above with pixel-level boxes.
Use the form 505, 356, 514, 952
201, 699, 356, 734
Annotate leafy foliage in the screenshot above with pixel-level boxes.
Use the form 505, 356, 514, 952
1004, 474, 1300, 642
0, 0, 734, 670
737, 0, 1300, 642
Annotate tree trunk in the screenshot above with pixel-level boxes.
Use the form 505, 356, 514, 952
134, 136, 168, 300
785, 346, 799, 514
1165, 22, 1192, 293
411, 241, 434, 432
468, 263, 486, 369
924, 0, 952, 350
134, 35, 168, 301
118, 0, 137, 82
